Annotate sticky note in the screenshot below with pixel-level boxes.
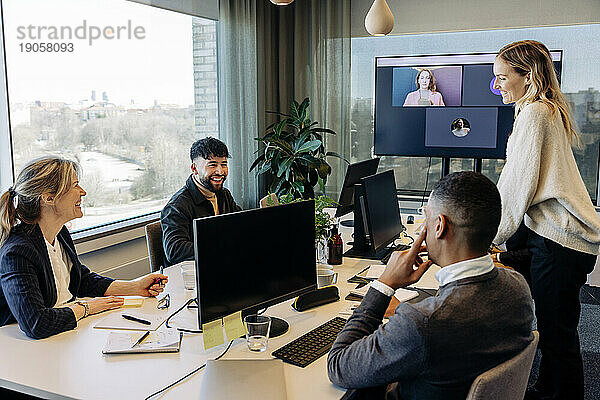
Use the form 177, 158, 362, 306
223, 311, 246, 340
202, 319, 224, 350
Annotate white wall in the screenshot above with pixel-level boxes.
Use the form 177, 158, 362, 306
352, 0, 600, 37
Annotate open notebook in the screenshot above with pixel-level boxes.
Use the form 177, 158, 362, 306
102, 330, 182, 354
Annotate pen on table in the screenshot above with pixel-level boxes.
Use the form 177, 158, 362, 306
158, 265, 166, 287
122, 314, 152, 325
131, 331, 150, 348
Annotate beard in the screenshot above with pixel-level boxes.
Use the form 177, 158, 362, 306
198, 174, 225, 193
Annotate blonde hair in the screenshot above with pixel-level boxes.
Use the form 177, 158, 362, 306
415, 68, 437, 92
0, 156, 80, 246
497, 40, 579, 146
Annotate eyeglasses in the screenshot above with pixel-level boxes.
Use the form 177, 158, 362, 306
157, 293, 170, 309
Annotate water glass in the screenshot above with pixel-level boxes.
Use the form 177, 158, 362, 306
180, 262, 195, 290
244, 315, 271, 352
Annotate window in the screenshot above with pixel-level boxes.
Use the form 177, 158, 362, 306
351, 24, 600, 203
2, 0, 218, 231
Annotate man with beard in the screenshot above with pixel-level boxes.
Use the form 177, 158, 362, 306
327, 172, 535, 400
160, 137, 241, 265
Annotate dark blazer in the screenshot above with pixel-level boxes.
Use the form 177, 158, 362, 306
160, 175, 241, 265
0, 224, 114, 339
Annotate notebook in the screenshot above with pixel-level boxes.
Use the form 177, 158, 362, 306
102, 330, 182, 354
93, 311, 166, 331
199, 359, 287, 400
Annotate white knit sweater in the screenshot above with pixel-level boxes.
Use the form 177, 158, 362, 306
494, 101, 600, 255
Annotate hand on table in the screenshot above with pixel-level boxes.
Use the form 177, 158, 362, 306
87, 296, 125, 315
378, 227, 432, 290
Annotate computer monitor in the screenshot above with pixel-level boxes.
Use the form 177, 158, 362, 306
344, 170, 405, 260
335, 158, 381, 227
374, 51, 563, 158
193, 200, 316, 337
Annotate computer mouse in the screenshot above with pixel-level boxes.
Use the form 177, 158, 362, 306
407, 215, 414, 224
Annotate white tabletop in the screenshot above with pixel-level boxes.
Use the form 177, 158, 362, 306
0, 214, 432, 400
0, 258, 376, 399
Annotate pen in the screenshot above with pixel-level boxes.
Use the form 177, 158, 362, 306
122, 314, 151, 325
158, 266, 166, 287
131, 331, 150, 348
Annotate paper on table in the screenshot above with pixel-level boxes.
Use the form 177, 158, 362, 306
408, 264, 440, 290
394, 288, 419, 302
365, 265, 386, 279
122, 296, 144, 308
93, 311, 166, 331
349, 283, 371, 297
102, 330, 182, 354
202, 319, 225, 350
223, 311, 246, 340
350, 284, 418, 303
339, 301, 361, 316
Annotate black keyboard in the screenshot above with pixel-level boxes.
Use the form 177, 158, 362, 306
381, 243, 411, 264
272, 317, 347, 368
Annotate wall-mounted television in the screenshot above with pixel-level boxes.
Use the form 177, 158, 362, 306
374, 51, 563, 159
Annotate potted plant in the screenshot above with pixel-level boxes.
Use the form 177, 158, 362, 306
250, 97, 346, 200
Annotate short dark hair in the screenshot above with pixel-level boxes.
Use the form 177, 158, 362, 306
190, 137, 230, 162
429, 171, 501, 253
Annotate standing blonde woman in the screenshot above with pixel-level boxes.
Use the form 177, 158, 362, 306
0, 157, 167, 339
493, 40, 600, 400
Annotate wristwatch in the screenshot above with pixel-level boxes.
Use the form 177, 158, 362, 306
74, 300, 90, 319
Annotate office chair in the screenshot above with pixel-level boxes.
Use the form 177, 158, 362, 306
466, 331, 539, 400
145, 221, 167, 272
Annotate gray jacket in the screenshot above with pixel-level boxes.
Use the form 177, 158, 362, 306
327, 267, 534, 400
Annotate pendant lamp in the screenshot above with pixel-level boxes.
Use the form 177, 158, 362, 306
365, 0, 394, 36
270, 0, 294, 5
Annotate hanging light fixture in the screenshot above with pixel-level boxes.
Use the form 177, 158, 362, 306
365, 0, 394, 36
270, 0, 294, 5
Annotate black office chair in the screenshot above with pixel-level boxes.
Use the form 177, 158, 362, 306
145, 221, 167, 272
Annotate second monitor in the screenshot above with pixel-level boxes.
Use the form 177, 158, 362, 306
344, 170, 405, 261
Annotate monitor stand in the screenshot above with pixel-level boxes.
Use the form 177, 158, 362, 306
268, 317, 289, 338
340, 220, 354, 228
343, 244, 394, 261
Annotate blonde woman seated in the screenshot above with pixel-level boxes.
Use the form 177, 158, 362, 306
403, 68, 445, 106
0, 157, 167, 339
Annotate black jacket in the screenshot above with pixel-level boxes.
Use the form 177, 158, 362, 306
160, 175, 241, 265
0, 224, 114, 339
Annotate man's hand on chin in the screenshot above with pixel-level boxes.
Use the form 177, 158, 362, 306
379, 228, 432, 290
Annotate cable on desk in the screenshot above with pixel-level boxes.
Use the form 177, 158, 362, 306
420, 157, 432, 209
165, 298, 202, 333
144, 340, 234, 400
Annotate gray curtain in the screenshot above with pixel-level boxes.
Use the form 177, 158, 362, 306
257, 0, 352, 198
217, 0, 259, 208
218, 0, 352, 204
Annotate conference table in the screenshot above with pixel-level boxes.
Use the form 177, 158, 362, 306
0, 215, 435, 399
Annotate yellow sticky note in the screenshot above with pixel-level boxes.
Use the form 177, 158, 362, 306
223, 311, 246, 340
202, 319, 224, 350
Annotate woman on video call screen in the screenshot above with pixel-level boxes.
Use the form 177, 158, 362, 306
403, 68, 445, 106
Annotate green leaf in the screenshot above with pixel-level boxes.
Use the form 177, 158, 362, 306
318, 176, 326, 194
297, 140, 322, 154
311, 127, 337, 135
249, 154, 265, 172
257, 160, 272, 175
265, 110, 291, 118
277, 157, 294, 177
325, 151, 350, 164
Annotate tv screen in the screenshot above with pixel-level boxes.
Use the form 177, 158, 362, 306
374, 51, 563, 159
